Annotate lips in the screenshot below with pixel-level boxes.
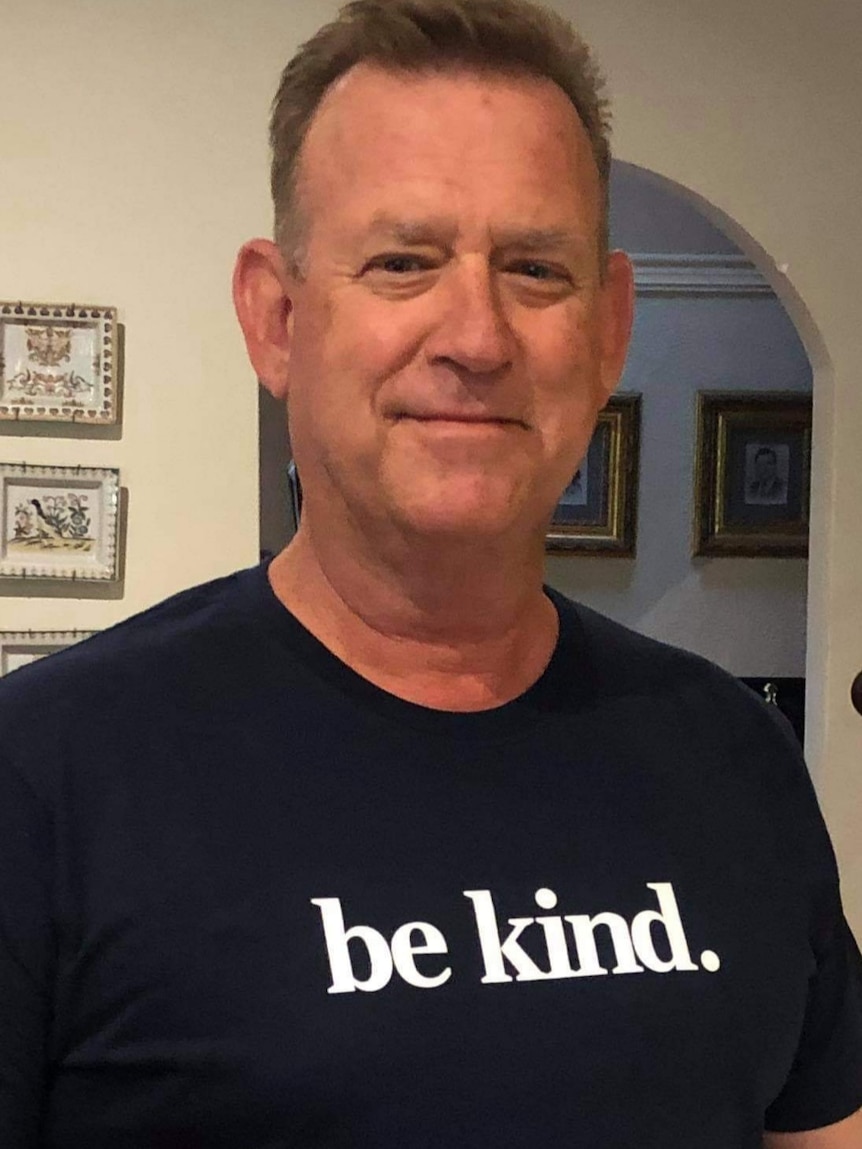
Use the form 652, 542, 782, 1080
395, 412, 528, 429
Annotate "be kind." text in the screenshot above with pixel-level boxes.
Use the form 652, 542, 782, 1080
310, 883, 722, 994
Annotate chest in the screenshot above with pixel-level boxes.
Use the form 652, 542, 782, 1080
46, 707, 811, 1147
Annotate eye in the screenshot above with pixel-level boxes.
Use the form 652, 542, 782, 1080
358, 251, 442, 296
365, 253, 432, 275
510, 260, 569, 282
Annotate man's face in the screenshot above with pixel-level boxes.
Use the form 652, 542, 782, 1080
755, 450, 778, 480
274, 65, 632, 544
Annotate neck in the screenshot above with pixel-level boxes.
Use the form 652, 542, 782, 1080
267, 517, 559, 711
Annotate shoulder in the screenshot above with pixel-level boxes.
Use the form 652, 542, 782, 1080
549, 592, 834, 887
0, 564, 264, 723
551, 587, 735, 696
549, 586, 802, 768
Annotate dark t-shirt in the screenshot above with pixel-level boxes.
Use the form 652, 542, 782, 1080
1, 562, 860, 1147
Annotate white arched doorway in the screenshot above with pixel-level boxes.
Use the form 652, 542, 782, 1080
547, 162, 813, 712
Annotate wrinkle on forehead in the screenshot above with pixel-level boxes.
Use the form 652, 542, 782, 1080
295, 64, 603, 261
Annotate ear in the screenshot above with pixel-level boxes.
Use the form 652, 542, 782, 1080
232, 238, 295, 401
596, 250, 635, 403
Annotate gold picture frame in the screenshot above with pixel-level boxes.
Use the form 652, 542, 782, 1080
693, 392, 811, 557
545, 393, 641, 556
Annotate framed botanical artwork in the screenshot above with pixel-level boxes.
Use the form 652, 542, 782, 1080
0, 464, 120, 580
0, 300, 118, 424
693, 392, 812, 557
546, 393, 641, 556
0, 629, 96, 677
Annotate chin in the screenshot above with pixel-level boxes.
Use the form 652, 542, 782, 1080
391, 495, 536, 543
376, 465, 545, 540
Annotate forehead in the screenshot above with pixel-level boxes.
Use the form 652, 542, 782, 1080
295, 64, 601, 240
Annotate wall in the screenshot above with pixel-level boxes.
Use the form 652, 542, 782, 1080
610, 162, 739, 256
547, 162, 812, 676
2, 1, 861, 928
0, 0, 275, 629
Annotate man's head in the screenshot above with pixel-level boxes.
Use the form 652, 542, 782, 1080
269, 0, 612, 275
754, 446, 778, 478
234, 0, 632, 556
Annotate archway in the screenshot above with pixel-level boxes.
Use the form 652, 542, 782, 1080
546, 161, 822, 742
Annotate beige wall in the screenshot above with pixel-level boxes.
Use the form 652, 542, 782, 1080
2, 1, 860, 927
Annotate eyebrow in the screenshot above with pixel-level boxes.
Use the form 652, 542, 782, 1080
364, 214, 590, 254
365, 215, 457, 246
492, 226, 591, 254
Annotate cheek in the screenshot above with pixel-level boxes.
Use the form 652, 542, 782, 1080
534, 372, 603, 442
536, 316, 608, 432
531, 387, 604, 498
287, 310, 364, 430
321, 288, 427, 370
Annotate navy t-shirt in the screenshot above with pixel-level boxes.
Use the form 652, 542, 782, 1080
0, 562, 860, 1147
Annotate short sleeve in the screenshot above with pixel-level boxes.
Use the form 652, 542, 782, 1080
0, 742, 54, 1146
761, 718, 862, 1132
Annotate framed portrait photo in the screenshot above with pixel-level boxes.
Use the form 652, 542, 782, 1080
0, 629, 96, 677
0, 301, 118, 425
0, 463, 120, 581
693, 392, 812, 557
546, 393, 641, 556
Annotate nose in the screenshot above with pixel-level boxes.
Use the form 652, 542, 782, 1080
424, 260, 515, 377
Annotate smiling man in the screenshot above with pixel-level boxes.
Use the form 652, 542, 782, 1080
235, 55, 631, 711
1, 2, 861, 1147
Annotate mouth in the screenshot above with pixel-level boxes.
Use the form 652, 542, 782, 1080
394, 413, 528, 430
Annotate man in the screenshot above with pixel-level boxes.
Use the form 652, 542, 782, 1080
747, 444, 788, 505
1, 1, 861, 1145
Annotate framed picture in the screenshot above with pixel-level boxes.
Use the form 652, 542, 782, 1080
0, 629, 96, 677
546, 393, 641, 556
0, 300, 118, 424
286, 460, 303, 533
693, 392, 812, 557
738, 676, 806, 745
0, 464, 120, 580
